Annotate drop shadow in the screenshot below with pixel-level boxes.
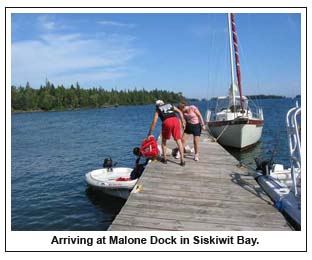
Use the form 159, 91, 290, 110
166, 159, 181, 165
229, 172, 273, 204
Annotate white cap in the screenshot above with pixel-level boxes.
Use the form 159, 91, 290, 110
155, 100, 164, 107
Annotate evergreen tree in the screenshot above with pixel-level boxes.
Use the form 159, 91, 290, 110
11, 82, 186, 112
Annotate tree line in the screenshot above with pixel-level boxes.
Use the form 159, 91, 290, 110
210, 94, 287, 101
11, 82, 185, 112
246, 95, 286, 100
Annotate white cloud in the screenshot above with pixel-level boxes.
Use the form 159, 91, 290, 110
37, 15, 56, 31
11, 31, 140, 87
97, 20, 136, 28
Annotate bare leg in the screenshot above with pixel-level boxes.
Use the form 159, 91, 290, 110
182, 132, 190, 151
194, 136, 200, 155
175, 139, 185, 164
161, 138, 167, 161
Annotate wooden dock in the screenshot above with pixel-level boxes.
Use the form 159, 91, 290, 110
109, 131, 292, 231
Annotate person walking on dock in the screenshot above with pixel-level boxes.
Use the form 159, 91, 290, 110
147, 100, 186, 166
178, 100, 206, 161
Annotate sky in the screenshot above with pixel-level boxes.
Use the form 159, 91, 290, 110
11, 12, 302, 99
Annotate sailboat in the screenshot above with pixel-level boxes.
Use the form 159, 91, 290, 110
206, 13, 264, 150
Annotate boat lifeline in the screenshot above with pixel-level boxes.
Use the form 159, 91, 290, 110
254, 104, 301, 230
206, 13, 264, 150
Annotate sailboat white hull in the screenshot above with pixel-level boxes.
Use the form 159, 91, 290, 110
208, 120, 263, 149
206, 13, 264, 150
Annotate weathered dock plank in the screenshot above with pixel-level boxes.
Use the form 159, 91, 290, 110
109, 131, 292, 231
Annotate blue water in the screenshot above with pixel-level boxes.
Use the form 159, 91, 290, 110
11, 98, 300, 230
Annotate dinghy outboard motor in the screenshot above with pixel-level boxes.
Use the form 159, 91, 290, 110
103, 157, 113, 172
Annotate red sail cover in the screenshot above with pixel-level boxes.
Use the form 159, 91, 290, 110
140, 136, 159, 158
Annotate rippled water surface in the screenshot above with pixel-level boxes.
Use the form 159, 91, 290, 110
11, 99, 300, 230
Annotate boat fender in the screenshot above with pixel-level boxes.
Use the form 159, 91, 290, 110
140, 136, 159, 158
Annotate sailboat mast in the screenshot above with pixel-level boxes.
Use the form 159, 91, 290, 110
230, 13, 244, 110
227, 13, 236, 107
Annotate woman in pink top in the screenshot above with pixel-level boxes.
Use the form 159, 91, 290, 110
178, 100, 206, 161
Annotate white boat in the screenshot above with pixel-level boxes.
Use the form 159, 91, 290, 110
206, 13, 264, 150
254, 104, 301, 230
85, 167, 137, 200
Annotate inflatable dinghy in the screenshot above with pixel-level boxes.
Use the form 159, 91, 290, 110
254, 104, 301, 230
85, 167, 137, 199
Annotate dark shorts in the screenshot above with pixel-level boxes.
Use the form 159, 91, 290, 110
184, 123, 201, 136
